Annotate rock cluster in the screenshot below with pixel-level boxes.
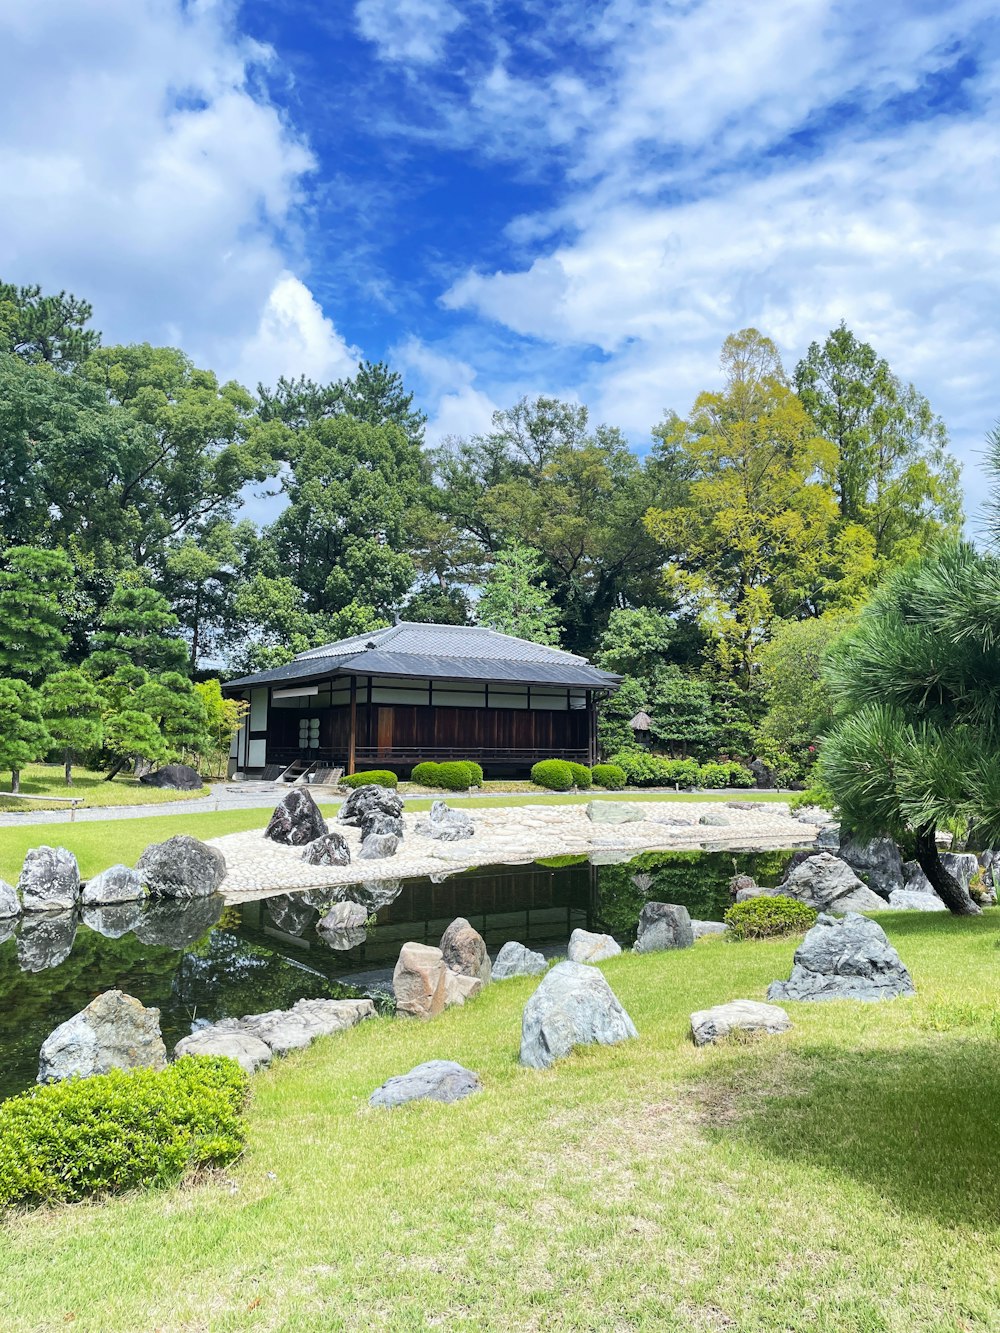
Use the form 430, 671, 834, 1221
767, 912, 915, 1003
414, 800, 475, 841
520, 960, 637, 1069
38, 989, 167, 1083
774, 853, 885, 914
392, 939, 484, 1018
301, 831, 352, 867
337, 784, 406, 859
265, 788, 328, 846
174, 997, 375, 1072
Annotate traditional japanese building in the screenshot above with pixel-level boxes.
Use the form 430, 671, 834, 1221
223, 622, 621, 780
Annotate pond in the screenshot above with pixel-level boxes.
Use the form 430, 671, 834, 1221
0, 847, 796, 1102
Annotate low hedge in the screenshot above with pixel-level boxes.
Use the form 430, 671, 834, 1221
697, 762, 731, 789
723, 896, 817, 941
341, 770, 398, 790
410, 761, 441, 786
591, 763, 626, 790
531, 759, 574, 791
567, 762, 593, 790
410, 760, 482, 790
0, 1056, 248, 1209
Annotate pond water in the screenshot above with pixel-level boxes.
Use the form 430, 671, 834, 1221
0, 848, 796, 1102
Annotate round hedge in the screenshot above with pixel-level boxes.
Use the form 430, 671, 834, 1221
531, 759, 574, 791
340, 770, 398, 790
568, 762, 593, 790
435, 761, 474, 791
723, 895, 817, 941
410, 762, 442, 787
591, 762, 626, 790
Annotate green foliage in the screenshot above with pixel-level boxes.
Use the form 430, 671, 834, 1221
757, 613, 854, 756
591, 763, 626, 790
595, 607, 676, 677
476, 542, 561, 646
696, 762, 730, 789
410, 762, 442, 786
530, 759, 575, 791
788, 784, 836, 813
0, 1057, 248, 1209
0, 280, 100, 368
726, 762, 755, 788
38, 669, 103, 783
89, 583, 189, 677
0, 546, 75, 681
724, 896, 818, 940
609, 752, 701, 788
0, 680, 51, 790
567, 762, 593, 789
462, 761, 484, 787
341, 770, 398, 790
434, 761, 476, 791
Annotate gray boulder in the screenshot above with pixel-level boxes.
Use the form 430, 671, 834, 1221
634, 901, 694, 953
370, 1059, 482, 1108
358, 832, 401, 860
585, 801, 644, 824
430, 800, 472, 829
699, 814, 730, 827
132, 894, 224, 948
767, 912, 915, 1003
301, 831, 351, 867
777, 853, 885, 914
0, 918, 15, 946
137, 835, 226, 899
692, 920, 727, 938
38, 989, 167, 1082
264, 788, 328, 846
492, 941, 548, 980
338, 784, 404, 827
749, 758, 775, 789
415, 801, 475, 841
352, 878, 403, 912
440, 917, 491, 983
837, 836, 904, 896
887, 888, 947, 912
139, 763, 202, 791
82, 864, 145, 906
174, 1027, 272, 1075
17, 911, 77, 972
0, 878, 19, 918
235, 997, 375, 1055
264, 892, 322, 936
690, 999, 792, 1046
519, 959, 638, 1069
361, 811, 404, 841
82, 901, 144, 939
318, 900, 367, 932
815, 825, 841, 851
567, 928, 621, 964
17, 846, 81, 912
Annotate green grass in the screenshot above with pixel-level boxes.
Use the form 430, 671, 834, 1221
2, 911, 998, 1330
0, 764, 209, 813
0, 790, 788, 882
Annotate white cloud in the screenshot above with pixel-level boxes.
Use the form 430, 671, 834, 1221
229, 274, 360, 391
0, 0, 353, 392
355, 0, 465, 64
393, 336, 501, 444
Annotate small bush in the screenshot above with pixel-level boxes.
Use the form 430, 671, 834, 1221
608, 752, 670, 787
726, 762, 755, 788
531, 759, 574, 791
697, 761, 730, 789
461, 761, 484, 787
788, 784, 836, 813
591, 763, 626, 790
567, 762, 593, 790
0, 1057, 248, 1209
724, 896, 817, 941
435, 761, 474, 791
341, 770, 398, 790
410, 762, 442, 787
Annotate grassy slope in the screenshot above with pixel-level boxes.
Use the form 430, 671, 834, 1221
3, 912, 998, 1332
0, 791, 788, 882
0, 765, 209, 812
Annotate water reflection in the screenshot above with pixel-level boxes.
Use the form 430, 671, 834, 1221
17, 911, 77, 972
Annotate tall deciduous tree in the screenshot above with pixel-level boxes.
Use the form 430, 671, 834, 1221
0, 546, 74, 681
757, 613, 855, 758
39, 669, 104, 784
476, 543, 561, 646
0, 680, 51, 793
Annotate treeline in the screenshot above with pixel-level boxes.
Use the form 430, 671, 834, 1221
0, 281, 963, 784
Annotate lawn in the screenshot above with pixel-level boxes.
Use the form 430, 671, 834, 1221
0, 764, 209, 813
2, 911, 998, 1331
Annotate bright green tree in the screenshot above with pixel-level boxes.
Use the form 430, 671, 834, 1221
476, 543, 561, 646
39, 668, 103, 785
194, 680, 248, 777
89, 584, 189, 677
0, 680, 51, 793
0, 280, 100, 368
0, 546, 74, 681
757, 612, 855, 757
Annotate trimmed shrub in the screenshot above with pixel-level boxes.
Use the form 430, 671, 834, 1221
435, 761, 474, 791
462, 761, 484, 787
567, 762, 593, 790
340, 770, 398, 790
531, 759, 574, 791
727, 762, 755, 788
723, 896, 817, 941
697, 762, 730, 789
410, 762, 442, 787
591, 763, 627, 790
0, 1056, 248, 1209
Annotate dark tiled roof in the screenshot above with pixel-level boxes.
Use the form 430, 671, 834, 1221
224, 622, 620, 691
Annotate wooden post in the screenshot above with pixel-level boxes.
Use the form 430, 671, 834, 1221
348, 675, 357, 775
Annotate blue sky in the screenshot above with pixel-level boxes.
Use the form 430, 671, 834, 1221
1, 0, 997, 527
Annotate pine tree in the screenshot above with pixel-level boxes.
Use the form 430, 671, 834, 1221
88, 584, 189, 677
0, 546, 74, 681
39, 668, 103, 784
0, 680, 51, 793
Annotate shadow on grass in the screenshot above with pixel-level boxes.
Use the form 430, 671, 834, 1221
691, 1035, 1000, 1229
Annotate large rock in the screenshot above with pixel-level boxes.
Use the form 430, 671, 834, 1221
360, 812, 404, 841
174, 1027, 272, 1075
440, 917, 491, 982
777, 852, 885, 914
301, 831, 351, 867
264, 892, 322, 937
338, 784, 404, 827
38, 989, 167, 1082
887, 888, 947, 912
492, 941, 548, 980
837, 836, 904, 896
137, 835, 226, 899
585, 801, 644, 825
82, 901, 144, 939
82, 864, 146, 906
264, 788, 328, 846
690, 999, 792, 1046
17, 911, 77, 971
749, 758, 776, 789
519, 959, 638, 1069
139, 763, 203, 791
692, 920, 727, 938
352, 878, 403, 912
415, 801, 475, 841
444, 970, 483, 1006
235, 997, 375, 1055
393, 942, 449, 1019
567, 928, 621, 964
0, 878, 19, 918
634, 902, 694, 953
358, 832, 401, 860
767, 912, 915, 1003
132, 894, 224, 948
370, 1060, 482, 1108
17, 846, 80, 912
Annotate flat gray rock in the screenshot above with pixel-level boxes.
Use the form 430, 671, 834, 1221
370, 1059, 482, 1108
777, 853, 885, 914
887, 888, 947, 912
0, 878, 19, 918
492, 941, 548, 980
236, 997, 376, 1055
634, 901, 694, 953
137, 835, 226, 899
698, 814, 730, 827
520, 959, 638, 1069
82, 864, 146, 906
692, 920, 727, 938
767, 912, 915, 1003
567, 928, 621, 963
38, 989, 166, 1082
17, 846, 80, 912
338, 784, 404, 827
586, 801, 644, 824
174, 1026, 272, 1075
690, 999, 792, 1046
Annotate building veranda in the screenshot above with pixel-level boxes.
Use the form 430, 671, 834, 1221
224, 623, 621, 779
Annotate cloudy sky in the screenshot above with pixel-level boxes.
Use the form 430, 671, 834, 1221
1, 0, 996, 525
